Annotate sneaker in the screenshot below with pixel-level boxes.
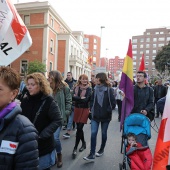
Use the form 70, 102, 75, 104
95, 149, 104, 157
63, 125, 67, 130
83, 152, 95, 162
63, 133, 70, 138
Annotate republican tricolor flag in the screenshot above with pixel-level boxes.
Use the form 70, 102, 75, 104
152, 87, 170, 170
0, 0, 32, 66
119, 39, 134, 129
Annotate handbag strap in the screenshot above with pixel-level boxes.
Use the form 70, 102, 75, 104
33, 100, 46, 125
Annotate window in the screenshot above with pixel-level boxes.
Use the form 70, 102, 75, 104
160, 31, 164, 34
132, 39, 137, 43
133, 62, 136, 65
140, 44, 143, 48
146, 56, 149, 59
152, 56, 156, 59
153, 44, 157, 48
146, 44, 150, 48
140, 38, 144, 42
51, 18, 54, 27
133, 56, 136, 60
146, 38, 150, 42
50, 39, 54, 53
156, 32, 159, 34
133, 68, 136, 71
153, 38, 157, 42
158, 43, 164, 47
84, 44, 89, 49
152, 68, 155, 71
145, 62, 149, 65
94, 39, 97, 43
153, 50, 156, 53
84, 38, 89, 43
93, 45, 97, 50
159, 37, 165, 41
167, 37, 170, 41
146, 32, 150, 35
49, 62, 53, 71
21, 60, 28, 74
146, 50, 149, 54
152, 62, 155, 65
93, 51, 96, 55
24, 15, 30, 25
133, 45, 137, 48
140, 51, 143, 54
133, 50, 137, 54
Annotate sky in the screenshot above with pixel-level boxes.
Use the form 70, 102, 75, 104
12, 0, 170, 59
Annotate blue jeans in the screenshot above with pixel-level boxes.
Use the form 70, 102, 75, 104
67, 110, 74, 131
54, 126, 62, 153
39, 150, 56, 170
91, 120, 110, 154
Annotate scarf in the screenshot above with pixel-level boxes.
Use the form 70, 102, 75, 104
74, 84, 89, 97
0, 102, 17, 119
95, 84, 107, 107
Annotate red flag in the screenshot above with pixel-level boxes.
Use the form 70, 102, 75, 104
87, 56, 93, 65
152, 87, 170, 170
139, 53, 145, 71
0, 0, 32, 66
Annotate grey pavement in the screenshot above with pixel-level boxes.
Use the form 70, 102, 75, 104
52, 108, 161, 170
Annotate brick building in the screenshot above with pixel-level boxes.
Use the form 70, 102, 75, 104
83, 35, 101, 74
132, 27, 170, 76
11, 1, 91, 79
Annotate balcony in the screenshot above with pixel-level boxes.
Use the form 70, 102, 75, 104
69, 54, 83, 65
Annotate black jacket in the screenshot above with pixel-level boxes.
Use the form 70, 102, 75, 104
72, 87, 92, 108
90, 87, 116, 122
0, 106, 39, 170
21, 92, 62, 156
131, 85, 154, 121
154, 85, 167, 99
65, 78, 77, 90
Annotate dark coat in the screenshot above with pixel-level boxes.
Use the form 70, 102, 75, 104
21, 92, 62, 156
65, 78, 77, 90
131, 85, 154, 121
157, 96, 166, 114
90, 87, 116, 122
72, 87, 92, 108
154, 85, 167, 99
0, 106, 39, 170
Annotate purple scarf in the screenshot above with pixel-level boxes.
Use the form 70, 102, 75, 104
0, 102, 17, 119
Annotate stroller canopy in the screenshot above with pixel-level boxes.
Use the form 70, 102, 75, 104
124, 113, 151, 139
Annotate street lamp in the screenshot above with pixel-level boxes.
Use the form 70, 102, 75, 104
99, 26, 105, 67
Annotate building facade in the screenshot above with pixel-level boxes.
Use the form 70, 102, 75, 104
109, 56, 124, 79
83, 34, 101, 74
132, 27, 170, 76
12, 1, 91, 79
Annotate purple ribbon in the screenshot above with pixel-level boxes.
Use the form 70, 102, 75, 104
0, 102, 17, 119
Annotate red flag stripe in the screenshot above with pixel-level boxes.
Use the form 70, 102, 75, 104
7, 0, 27, 45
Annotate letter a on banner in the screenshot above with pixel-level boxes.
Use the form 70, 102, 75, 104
0, 0, 32, 66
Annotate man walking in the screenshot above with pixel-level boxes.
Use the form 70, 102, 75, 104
131, 71, 154, 121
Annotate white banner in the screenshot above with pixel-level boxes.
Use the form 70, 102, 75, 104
0, 0, 13, 43
0, 0, 32, 66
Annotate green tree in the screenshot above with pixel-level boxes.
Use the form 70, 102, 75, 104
154, 42, 170, 73
27, 60, 46, 74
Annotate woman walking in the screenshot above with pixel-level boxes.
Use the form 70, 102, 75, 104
83, 72, 116, 162
48, 70, 72, 168
72, 74, 92, 158
0, 67, 39, 170
21, 73, 62, 170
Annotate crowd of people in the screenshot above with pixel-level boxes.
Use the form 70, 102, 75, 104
0, 66, 168, 170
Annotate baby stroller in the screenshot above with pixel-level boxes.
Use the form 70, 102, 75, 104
119, 113, 152, 170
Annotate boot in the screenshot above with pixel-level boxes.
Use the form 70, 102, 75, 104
72, 147, 77, 159
79, 142, 86, 152
57, 153, 63, 168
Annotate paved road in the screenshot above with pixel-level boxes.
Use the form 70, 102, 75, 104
52, 108, 161, 170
